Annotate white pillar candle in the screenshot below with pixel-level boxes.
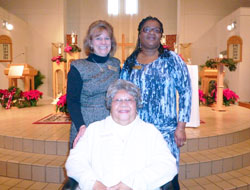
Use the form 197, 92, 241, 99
71, 32, 75, 44
58, 47, 62, 55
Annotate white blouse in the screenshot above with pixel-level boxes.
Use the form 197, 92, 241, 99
65, 116, 177, 190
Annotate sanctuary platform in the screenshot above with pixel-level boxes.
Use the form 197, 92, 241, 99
0, 99, 250, 190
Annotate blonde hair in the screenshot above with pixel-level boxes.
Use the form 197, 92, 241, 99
83, 20, 117, 56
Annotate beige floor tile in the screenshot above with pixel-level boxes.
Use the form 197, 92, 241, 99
201, 183, 223, 190
33, 140, 45, 154
27, 182, 48, 190
0, 176, 10, 184
206, 175, 223, 183
0, 184, 12, 190
0, 160, 7, 176
186, 163, 200, 178
200, 162, 211, 177
23, 139, 33, 153
238, 175, 250, 184
228, 178, 247, 189
31, 166, 45, 182
13, 138, 23, 152
198, 137, 209, 150
2, 178, 22, 187
194, 177, 211, 185
238, 168, 250, 176
223, 157, 233, 172
7, 162, 19, 178
42, 183, 62, 190
212, 159, 223, 174
216, 180, 236, 189
181, 179, 199, 187
4, 136, 14, 150
217, 172, 234, 180
46, 166, 60, 183
15, 180, 35, 188
19, 164, 32, 180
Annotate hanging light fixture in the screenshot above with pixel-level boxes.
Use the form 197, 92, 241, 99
227, 21, 236, 31
2, 20, 14, 31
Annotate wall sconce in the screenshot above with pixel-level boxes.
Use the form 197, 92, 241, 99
227, 21, 236, 31
2, 20, 14, 31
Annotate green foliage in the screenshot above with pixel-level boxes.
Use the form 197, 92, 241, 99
34, 71, 45, 89
204, 58, 238, 72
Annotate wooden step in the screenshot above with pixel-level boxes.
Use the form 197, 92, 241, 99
179, 139, 250, 179
0, 148, 67, 184
180, 166, 250, 190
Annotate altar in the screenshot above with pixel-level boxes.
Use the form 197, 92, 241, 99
186, 65, 200, 127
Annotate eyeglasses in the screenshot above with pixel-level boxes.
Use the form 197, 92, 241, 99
142, 27, 162, 34
112, 98, 135, 104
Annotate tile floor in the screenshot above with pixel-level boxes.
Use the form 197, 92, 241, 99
0, 99, 250, 189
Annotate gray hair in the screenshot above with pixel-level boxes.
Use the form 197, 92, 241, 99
106, 79, 142, 110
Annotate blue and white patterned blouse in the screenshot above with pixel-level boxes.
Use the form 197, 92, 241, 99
120, 50, 192, 164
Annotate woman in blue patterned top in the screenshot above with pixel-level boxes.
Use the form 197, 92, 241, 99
120, 16, 192, 190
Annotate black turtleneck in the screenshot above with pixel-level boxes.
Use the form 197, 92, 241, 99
87, 53, 109, 63
67, 54, 110, 131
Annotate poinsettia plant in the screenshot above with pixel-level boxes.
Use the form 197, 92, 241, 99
0, 87, 43, 109
0, 87, 21, 109
22, 90, 43, 106
199, 82, 239, 106
51, 55, 67, 64
199, 89, 206, 104
64, 44, 81, 53
56, 94, 69, 114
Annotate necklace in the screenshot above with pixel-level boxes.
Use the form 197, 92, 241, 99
92, 59, 104, 73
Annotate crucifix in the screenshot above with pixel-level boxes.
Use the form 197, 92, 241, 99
117, 34, 135, 64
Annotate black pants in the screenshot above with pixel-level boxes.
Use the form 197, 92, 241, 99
161, 174, 180, 190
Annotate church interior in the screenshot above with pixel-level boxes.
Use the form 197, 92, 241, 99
0, 0, 250, 189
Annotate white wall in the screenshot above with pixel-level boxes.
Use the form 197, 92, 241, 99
191, 7, 250, 102
0, 0, 65, 98
1, 0, 176, 97
66, 0, 177, 59
0, 7, 29, 90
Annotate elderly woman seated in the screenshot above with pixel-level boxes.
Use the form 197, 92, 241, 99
65, 79, 177, 190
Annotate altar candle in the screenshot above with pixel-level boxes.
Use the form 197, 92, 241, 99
71, 32, 75, 44
219, 54, 223, 59
58, 47, 62, 55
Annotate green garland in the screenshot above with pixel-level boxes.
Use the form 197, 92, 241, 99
205, 58, 238, 71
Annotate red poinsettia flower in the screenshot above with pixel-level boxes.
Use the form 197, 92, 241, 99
64, 44, 73, 53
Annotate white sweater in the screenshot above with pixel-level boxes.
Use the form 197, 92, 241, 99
65, 116, 177, 190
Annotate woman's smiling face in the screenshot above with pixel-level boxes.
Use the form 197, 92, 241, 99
91, 30, 111, 57
139, 20, 162, 50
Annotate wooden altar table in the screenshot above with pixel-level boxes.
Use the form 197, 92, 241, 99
4, 63, 38, 91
